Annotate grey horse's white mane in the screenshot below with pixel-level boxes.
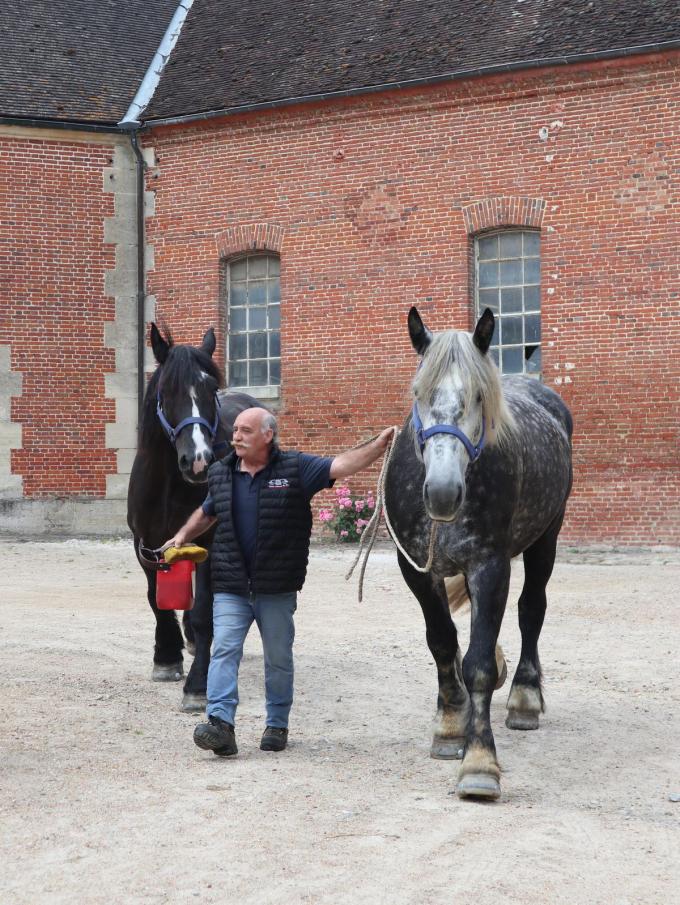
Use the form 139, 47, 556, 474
412, 329, 516, 446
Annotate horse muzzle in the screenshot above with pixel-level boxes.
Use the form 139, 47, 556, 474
423, 479, 464, 522
179, 449, 214, 484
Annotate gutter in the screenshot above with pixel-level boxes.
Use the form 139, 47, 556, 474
142, 39, 680, 128
0, 115, 120, 133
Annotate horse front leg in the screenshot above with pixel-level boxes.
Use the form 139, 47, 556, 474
182, 560, 212, 712
144, 568, 184, 682
397, 552, 469, 760
458, 555, 510, 800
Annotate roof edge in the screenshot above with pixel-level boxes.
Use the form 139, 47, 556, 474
142, 40, 680, 128
0, 114, 123, 133
119, 0, 196, 128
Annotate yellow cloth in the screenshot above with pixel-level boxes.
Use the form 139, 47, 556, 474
163, 544, 209, 565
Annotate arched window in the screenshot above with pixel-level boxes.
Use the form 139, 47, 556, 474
475, 230, 541, 375
227, 254, 280, 392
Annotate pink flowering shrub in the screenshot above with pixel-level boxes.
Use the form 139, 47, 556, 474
317, 482, 376, 542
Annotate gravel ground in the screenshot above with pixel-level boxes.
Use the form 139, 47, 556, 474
1, 539, 679, 904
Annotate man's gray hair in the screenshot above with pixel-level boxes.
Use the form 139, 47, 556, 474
261, 412, 278, 444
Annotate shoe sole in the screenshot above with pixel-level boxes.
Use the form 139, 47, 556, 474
260, 739, 287, 751
194, 729, 237, 757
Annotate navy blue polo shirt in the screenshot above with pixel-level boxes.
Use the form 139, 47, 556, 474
202, 453, 334, 576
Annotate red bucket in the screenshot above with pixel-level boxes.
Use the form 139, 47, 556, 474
156, 559, 195, 610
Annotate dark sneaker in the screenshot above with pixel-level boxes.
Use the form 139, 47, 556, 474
193, 716, 237, 757
260, 726, 288, 751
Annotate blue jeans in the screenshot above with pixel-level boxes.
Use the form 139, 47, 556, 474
207, 591, 297, 729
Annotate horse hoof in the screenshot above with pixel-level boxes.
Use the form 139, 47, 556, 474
505, 709, 539, 730
457, 773, 501, 800
181, 693, 207, 712
152, 662, 183, 682
430, 736, 465, 760
495, 658, 508, 690
185, 641, 196, 657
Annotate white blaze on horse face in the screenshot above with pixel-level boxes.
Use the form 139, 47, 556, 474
189, 387, 212, 473
420, 372, 479, 521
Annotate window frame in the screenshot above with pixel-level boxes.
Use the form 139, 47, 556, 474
226, 252, 281, 401
474, 228, 542, 378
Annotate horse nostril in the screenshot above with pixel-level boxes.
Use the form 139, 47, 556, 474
179, 453, 190, 471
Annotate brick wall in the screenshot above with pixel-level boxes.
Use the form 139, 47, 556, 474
0, 131, 117, 498
145, 52, 680, 546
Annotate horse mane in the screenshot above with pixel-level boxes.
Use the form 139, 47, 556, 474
138, 332, 225, 450
412, 329, 516, 447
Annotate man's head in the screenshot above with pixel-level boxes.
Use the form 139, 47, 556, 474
231, 407, 277, 463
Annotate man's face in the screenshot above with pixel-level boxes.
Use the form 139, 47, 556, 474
232, 408, 273, 460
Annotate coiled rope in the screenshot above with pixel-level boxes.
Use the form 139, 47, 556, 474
345, 427, 438, 601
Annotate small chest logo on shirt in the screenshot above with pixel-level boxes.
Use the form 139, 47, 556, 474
268, 478, 289, 488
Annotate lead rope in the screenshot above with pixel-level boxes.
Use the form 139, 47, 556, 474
345, 427, 438, 601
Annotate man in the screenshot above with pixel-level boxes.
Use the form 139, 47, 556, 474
163, 407, 394, 757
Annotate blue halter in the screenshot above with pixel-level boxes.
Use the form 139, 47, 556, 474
412, 401, 487, 462
156, 389, 221, 446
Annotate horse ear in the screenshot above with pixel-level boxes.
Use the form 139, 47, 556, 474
473, 308, 495, 355
408, 307, 432, 355
150, 323, 170, 364
201, 328, 216, 357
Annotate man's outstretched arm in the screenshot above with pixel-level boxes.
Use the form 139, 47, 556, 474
329, 427, 395, 479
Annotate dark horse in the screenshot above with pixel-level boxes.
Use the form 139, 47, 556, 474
127, 324, 259, 711
384, 307, 573, 800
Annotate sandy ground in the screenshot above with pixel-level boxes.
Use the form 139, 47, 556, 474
1, 538, 679, 905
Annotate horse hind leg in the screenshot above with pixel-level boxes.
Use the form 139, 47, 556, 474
400, 555, 469, 760
506, 511, 564, 731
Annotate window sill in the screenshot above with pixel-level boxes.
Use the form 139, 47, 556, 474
227, 385, 281, 407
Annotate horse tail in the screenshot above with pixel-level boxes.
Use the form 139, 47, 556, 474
445, 575, 470, 614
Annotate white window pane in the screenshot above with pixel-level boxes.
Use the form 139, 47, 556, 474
502, 346, 524, 374
524, 232, 540, 256
526, 346, 541, 373
268, 305, 280, 329
230, 284, 247, 306
478, 289, 499, 313
229, 333, 247, 360
501, 316, 523, 345
500, 233, 521, 257
229, 361, 247, 386
525, 314, 541, 344
230, 259, 247, 280
500, 259, 522, 286
524, 285, 540, 310
250, 360, 268, 386
268, 281, 281, 304
501, 287, 522, 313
249, 333, 267, 359
478, 235, 498, 260
524, 258, 540, 284
248, 307, 267, 330
248, 257, 267, 278
248, 281, 267, 305
479, 262, 498, 288
229, 308, 247, 331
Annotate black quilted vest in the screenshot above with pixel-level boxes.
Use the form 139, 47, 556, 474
207, 448, 313, 595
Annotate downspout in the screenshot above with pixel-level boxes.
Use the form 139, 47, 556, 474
128, 130, 146, 424
118, 0, 196, 423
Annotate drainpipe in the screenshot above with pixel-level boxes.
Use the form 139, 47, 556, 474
128, 130, 146, 424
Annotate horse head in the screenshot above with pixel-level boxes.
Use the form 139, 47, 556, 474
408, 306, 499, 521
150, 323, 224, 484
